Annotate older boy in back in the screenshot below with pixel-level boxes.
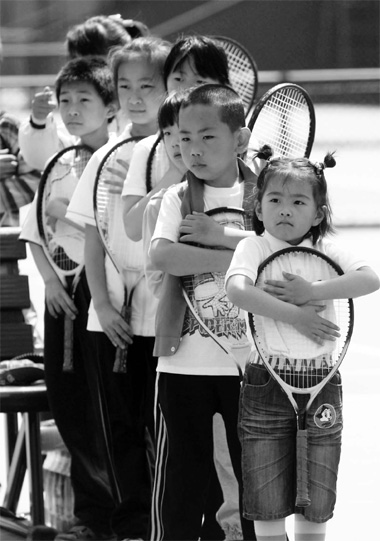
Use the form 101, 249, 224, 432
20, 57, 122, 541
149, 84, 256, 541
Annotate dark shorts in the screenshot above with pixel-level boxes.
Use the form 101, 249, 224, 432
238, 363, 343, 523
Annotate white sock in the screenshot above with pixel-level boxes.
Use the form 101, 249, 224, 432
294, 514, 327, 541
254, 519, 287, 541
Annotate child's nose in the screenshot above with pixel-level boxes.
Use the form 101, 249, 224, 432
280, 207, 292, 216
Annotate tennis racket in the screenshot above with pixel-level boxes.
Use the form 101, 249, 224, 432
246, 83, 316, 166
94, 136, 144, 373
213, 35, 258, 116
181, 207, 251, 378
248, 246, 354, 507
36, 144, 93, 372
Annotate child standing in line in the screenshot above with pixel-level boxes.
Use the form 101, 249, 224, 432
148, 84, 257, 541
19, 57, 120, 541
225, 148, 379, 541
121, 34, 231, 242
18, 15, 149, 172
66, 37, 171, 541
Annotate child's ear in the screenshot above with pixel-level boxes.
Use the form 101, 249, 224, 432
313, 205, 326, 226
255, 201, 263, 222
106, 101, 119, 120
236, 127, 251, 155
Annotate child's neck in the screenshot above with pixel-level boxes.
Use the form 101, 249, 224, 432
130, 121, 159, 138
79, 128, 110, 152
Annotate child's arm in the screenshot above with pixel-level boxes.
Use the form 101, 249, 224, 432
84, 224, 133, 349
19, 87, 73, 171
46, 198, 85, 232
226, 273, 341, 345
179, 211, 257, 249
123, 161, 184, 242
150, 237, 234, 276
263, 266, 380, 305
29, 242, 78, 320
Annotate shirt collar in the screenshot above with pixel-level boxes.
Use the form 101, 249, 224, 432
263, 231, 314, 252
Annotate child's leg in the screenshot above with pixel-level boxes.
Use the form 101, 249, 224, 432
213, 412, 242, 541
151, 373, 216, 541
254, 519, 286, 541
294, 514, 326, 541
217, 376, 256, 541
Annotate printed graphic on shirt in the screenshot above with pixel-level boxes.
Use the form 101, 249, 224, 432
181, 207, 247, 343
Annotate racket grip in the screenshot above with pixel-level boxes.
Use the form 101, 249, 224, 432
62, 315, 74, 372
296, 429, 311, 507
113, 306, 131, 373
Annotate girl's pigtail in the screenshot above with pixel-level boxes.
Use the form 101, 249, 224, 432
255, 144, 273, 161
314, 151, 336, 176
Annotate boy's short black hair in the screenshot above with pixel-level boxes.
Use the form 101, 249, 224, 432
163, 35, 230, 89
158, 89, 191, 132
55, 56, 115, 106
180, 84, 245, 133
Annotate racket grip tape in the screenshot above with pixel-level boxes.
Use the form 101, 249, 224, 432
296, 429, 311, 507
113, 306, 132, 373
63, 315, 74, 372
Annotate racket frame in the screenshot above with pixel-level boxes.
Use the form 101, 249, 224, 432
248, 246, 354, 507
248, 82, 316, 159
93, 136, 143, 372
180, 206, 250, 378
212, 35, 259, 115
36, 144, 93, 371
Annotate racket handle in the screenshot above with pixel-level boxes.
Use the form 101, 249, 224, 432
62, 315, 74, 372
296, 429, 311, 507
113, 306, 131, 373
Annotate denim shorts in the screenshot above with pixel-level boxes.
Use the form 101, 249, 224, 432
238, 363, 343, 523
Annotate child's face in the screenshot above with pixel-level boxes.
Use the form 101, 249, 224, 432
256, 176, 323, 245
179, 103, 240, 186
117, 58, 166, 130
167, 56, 220, 93
162, 123, 186, 172
59, 82, 113, 138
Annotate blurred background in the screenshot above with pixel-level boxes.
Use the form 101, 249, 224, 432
1, 2, 379, 539
1, 0, 379, 226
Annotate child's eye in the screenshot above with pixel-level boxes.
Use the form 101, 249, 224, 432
294, 200, 305, 205
181, 137, 190, 143
163, 130, 171, 137
203, 135, 214, 141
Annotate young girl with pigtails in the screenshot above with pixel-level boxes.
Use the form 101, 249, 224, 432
226, 146, 379, 541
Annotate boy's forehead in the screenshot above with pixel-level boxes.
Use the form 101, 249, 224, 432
59, 81, 96, 94
179, 103, 222, 127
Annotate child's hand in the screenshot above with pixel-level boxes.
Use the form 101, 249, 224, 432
103, 159, 129, 194
294, 304, 340, 345
46, 197, 69, 231
45, 276, 78, 319
158, 161, 185, 190
96, 302, 134, 349
179, 211, 224, 246
0, 149, 18, 179
31, 86, 56, 121
264, 272, 312, 305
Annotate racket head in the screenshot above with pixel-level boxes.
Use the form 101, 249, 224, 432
246, 83, 316, 165
248, 247, 354, 392
94, 136, 143, 272
181, 206, 248, 341
213, 35, 258, 116
36, 144, 93, 276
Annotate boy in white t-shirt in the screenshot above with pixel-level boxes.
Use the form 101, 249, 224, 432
149, 84, 257, 541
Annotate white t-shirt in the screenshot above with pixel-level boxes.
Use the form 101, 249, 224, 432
67, 126, 156, 335
121, 135, 170, 200
151, 180, 251, 376
225, 230, 368, 359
